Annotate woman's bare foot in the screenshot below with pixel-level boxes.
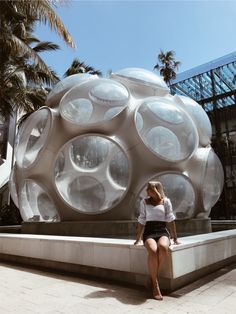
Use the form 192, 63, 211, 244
152, 282, 163, 300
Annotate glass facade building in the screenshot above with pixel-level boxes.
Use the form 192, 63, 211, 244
171, 52, 236, 219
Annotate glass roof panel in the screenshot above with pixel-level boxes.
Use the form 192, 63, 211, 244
170, 53, 236, 112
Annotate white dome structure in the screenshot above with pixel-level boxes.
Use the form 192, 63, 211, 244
10, 68, 224, 222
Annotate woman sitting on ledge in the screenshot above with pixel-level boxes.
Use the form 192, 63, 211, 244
134, 181, 181, 300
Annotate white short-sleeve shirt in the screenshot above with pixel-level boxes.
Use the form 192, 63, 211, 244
137, 197, 176, 225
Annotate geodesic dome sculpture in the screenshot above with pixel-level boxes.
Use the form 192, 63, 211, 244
10, 68, 224, 222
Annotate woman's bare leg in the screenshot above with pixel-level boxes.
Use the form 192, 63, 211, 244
145, 238, 163, 300
157, 236, 170, 270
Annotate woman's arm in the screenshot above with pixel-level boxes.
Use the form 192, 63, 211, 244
134, 223, 145, 245
166, 221, 181, 245
164, 198, 181, 245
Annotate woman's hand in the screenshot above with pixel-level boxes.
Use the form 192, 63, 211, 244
134, 223, 145, 246
134, 239, 143, 245
172, 238, 181, 245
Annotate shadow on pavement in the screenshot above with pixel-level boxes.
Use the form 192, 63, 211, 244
85, 288, 148, 305
169, 262, 236, 298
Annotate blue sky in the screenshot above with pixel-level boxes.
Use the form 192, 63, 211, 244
36, 0, 236, 79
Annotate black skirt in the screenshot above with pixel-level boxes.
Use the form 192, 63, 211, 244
143, 221, 170, 243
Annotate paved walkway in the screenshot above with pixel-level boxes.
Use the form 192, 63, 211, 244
0, 262, 235, 314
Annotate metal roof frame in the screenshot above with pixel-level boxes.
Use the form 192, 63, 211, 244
171, 52, 236, 112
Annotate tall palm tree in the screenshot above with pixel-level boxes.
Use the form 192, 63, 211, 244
0, 0, 75, 119
154, 50, 181, 86
64, 58, 102, 77
0, 25, 60, 118
0, 0, 75, 48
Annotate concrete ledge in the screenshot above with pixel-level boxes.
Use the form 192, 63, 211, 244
0, 225, 21, 233
21, 218, 211, 238
0, 230, 236, 291
21, 220, 137, 238
211, 220, 236, 232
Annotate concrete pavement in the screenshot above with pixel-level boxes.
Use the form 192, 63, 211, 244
0, 261, 235, 314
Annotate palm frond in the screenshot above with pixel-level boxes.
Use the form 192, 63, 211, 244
0, 0, 74, 120
24, 0, 75, 48
32, 41, 60, 53
64, 58, 102, 77
23, 64, 59, 86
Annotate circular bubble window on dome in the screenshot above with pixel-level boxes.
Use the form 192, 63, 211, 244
109, 151, 129, 187
135, 99, 198, 162
138, 173, 195, 219
147, 100, 184, 124
61, 98, 93, 124
46, 73, 97, 106
146, 126, 181, 161
50, 73, 94, 95
60, 79, 129, 125
135, 112, 144, 132
19, 180, 59, 222
54, 135, 130, 213
202, 149, 224, 211
54, 152, 65, 180
104, 107, 125, 120
178, 95, 212, 146
71, 136, 109, 169
9, 165, 19, 208
68, 176, 105, 212
15, 108, 51, 168
113, 68, 168, 90
89, 81, 129, 106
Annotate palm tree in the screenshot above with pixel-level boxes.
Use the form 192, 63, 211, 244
0, 1, 76, 218
0, 0, 75, 48
0, 25, 60, 118
154, 50, 181, 86
64, 58, 102, 77
0, 0, 75, 119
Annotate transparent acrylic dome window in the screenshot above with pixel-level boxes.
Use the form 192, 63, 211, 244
71, 136, 109, 169
68, 176, 105, 212
61, 98, 93, 124
54, 135, 130, 213
47, 73, 96, 102
53, 73, 94, 94
15, 109, 51, 168
135, 112, 143, 132
109, 151, 129, 187
9, 166, 19, 208
146, 126, 181, 161
114, 68, 168, 90
136, 100, 198, 162
178, 95, 212, 146
54, 152, 65, 179
104, 107, 124, 120
19, 180, 59, 221
89, 81, 129, 106
202, 149, 224, 211
138, 173, 195, 219
147, 100, 184, 124
60, 79, 129, 125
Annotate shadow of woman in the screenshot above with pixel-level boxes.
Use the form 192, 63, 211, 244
85, 287, 148, 305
